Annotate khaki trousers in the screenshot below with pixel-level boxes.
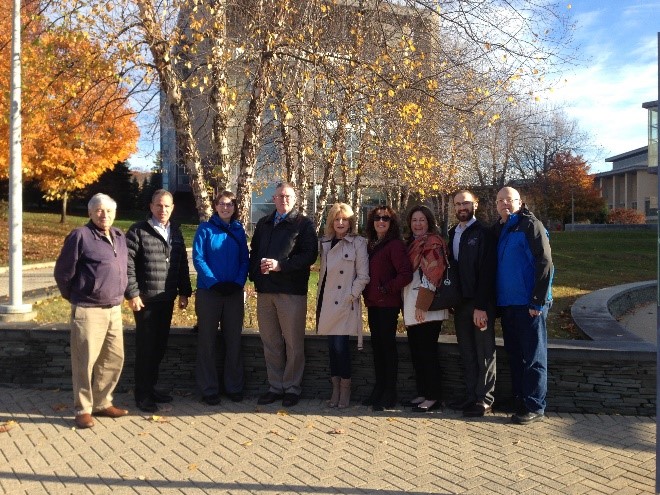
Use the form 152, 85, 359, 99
256, 293, 306, 395
70, 305, 124, 415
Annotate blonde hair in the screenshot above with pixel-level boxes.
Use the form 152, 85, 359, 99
324, 203, 356, 237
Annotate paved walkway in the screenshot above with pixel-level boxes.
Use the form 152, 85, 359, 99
620, 302, 657, 344
1, 265, 658, 494
0, 386, 656, 495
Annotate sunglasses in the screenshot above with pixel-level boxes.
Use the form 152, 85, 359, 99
374, 215, 391, 222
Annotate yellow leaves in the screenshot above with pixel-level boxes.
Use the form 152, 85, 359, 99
0, 420, 17, 433
188, 464, 198, 471
276, 410, 289, 416
147, 415, 169, 423
387, 89, 395, 97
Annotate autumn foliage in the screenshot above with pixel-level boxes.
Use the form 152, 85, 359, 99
0, 0, 139, 212
526, 151, 606, 224
607, 208, 646, 225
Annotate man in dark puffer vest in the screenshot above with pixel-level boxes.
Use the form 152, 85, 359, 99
126, 189, 192, 413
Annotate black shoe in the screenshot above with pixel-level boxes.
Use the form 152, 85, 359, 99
202, 394, 221, 406
512, 411, 544, 425
257, 391, 284, 405
282, 393, 300, 407
226, 392, 244, 403
412, 400, 441, 413
448, 398, 473, 411
463, 402, 492, 418
380, 390, 397, 409
136, 397, 158, 413
361, 388, 384, 406
401, 396, 425, 408
151, 390, 173, 403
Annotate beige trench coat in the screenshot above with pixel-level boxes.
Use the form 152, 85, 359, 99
316, 234, 370, 349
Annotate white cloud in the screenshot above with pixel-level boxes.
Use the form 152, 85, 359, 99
545, 5, 658, 172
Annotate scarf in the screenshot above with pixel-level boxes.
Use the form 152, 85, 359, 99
407, 233, 447, 287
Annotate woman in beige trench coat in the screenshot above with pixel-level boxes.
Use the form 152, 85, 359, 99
316, 203, 370, 408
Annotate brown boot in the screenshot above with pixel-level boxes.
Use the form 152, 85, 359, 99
338, 378, 352, 409
328, 376, 341, 407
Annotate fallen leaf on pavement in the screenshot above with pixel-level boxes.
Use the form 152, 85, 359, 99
241, 441, 252, 447
188, 464, 198, 471
276, 410, 289, 416
147, 415, 169, 423
327, 428, 345, 435
386, 417, 398, 422
268, 429, 280, 435
0, 421, 17, 433
287, 436, 296, 442
52, 403, 68, 412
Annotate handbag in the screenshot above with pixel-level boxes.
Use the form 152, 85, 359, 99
428, 248, 462, 311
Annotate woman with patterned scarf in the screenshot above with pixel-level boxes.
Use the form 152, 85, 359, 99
401, 205, 449, 412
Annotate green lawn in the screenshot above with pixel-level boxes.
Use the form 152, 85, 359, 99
7, 212, 656, 339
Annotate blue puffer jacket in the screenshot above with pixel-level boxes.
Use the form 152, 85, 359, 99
193, 214, 249, 289
494, 208, 553, 309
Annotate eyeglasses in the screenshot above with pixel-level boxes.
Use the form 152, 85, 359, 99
454, 201, 473, 207
274, 194, 293, 200
374, 215, 391, 222
217, 202, 234, 208
496, 197, 520, 204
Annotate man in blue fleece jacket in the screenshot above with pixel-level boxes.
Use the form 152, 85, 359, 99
494, 187, 553, 425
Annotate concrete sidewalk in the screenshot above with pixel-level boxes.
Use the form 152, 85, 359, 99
0, 386, 655, 495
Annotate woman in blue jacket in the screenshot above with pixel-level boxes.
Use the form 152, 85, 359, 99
193, 191, 249, 405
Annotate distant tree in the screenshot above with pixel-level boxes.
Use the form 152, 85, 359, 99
0, 5, 139, 223
526, 151, 605, 225
607, 208, 646, 225
137, 173, 163, 211
83, 162, 137, 213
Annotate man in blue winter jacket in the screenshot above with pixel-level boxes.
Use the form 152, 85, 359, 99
494, 186, 553, 425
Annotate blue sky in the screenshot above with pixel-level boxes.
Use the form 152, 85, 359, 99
548, 1, 659, 172
127, 1, 660, 174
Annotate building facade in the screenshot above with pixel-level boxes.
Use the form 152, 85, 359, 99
593, 100, 658, 222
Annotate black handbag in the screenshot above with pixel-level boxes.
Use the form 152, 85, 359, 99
428, 249, 462, 311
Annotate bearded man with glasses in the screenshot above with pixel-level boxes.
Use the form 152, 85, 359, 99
447, 190, 497, 418
249, 182, 318, 407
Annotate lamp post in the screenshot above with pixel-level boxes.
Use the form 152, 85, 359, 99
0, 0, 33, 321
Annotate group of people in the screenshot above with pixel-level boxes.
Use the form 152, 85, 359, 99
53, 182, 552, 429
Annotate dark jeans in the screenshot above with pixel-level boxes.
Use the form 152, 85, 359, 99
133, 299, 175, 401
406, 321, 442, 400
195, 288, 245, 396
454, 300, 496, 406
500, 304, 549, 414
328, 335, 351, 379
367, 307, 400, 400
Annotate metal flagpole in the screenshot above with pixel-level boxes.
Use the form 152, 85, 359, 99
0, 0, 33, 321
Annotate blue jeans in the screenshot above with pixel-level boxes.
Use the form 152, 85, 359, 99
500, 304, 548, 414
328, 335, 351, 378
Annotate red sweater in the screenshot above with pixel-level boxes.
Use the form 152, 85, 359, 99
363, 238, 413, 308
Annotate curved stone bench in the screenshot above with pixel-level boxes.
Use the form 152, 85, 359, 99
571, 280, 656, 342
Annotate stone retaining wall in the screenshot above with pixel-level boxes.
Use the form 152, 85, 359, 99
0, 325, 654, 416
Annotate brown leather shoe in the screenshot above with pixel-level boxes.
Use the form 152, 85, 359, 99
92, 405, 129, 418
74, 413, 94, 429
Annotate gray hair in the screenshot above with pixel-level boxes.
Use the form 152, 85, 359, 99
88, 193, 117, 213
